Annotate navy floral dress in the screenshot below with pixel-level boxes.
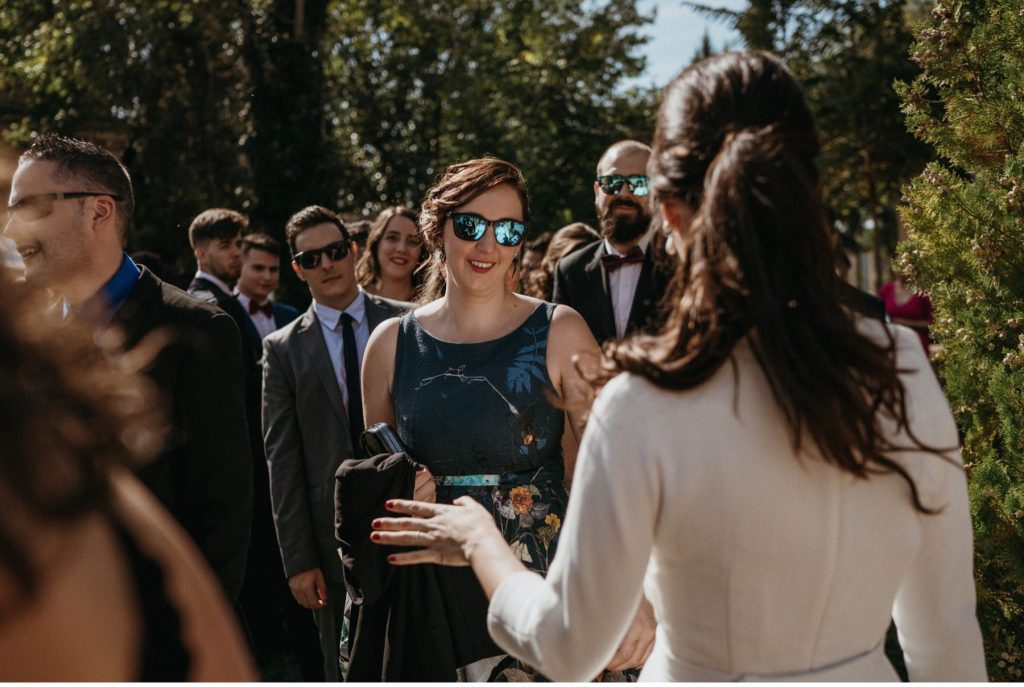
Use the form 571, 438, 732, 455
393, 303, 568, 679
394, 303, 568, 574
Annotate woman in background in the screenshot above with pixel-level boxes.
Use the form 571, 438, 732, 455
0, 275, 255, 681
525, 222, 599, 301
370, 52, 985, 682
356, 205, 426, 302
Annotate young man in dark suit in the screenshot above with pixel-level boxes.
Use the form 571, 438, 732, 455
552, 140, 673, 344
262, 206, 408, 680
4, 134, 252, 605
237, 232, 300, 339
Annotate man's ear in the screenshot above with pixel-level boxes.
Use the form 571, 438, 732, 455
92, 195, 117, 233
292, 260, 306, 282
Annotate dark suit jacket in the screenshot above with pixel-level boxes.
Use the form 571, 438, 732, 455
335, 452, 500, 681
189, 276, 264, 475
262, 293, 408, 584
273, 301, 300, 330
111, 267, 253, 603
552, 236, 674, 344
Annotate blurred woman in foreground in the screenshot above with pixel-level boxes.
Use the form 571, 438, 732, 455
370, 51, 986, 681
0, 275, 255, 680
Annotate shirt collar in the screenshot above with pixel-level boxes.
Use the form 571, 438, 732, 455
603, 224, 655, 258
313, 288, 366, 330
195, 269, 233, 296
74, 253, 141, 324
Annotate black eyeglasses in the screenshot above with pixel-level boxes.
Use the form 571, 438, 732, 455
596, 175, 650, 197
292, 240, 351, 269
451, 212, 526, 247
6, 191, 126, 222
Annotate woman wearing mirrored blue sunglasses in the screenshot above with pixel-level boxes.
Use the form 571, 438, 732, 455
369, 52, 985, 682
359, 157, 656, 680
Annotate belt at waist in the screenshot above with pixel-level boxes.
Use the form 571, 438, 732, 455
435, 467, 563, 487
643, 640, 892, 682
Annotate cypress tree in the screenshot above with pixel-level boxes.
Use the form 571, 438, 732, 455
898, 0, 1024, 678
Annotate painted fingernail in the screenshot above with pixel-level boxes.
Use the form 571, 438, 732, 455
385, 500, 396, 509
387, 555, 397, 563
370, 532, 381, 542
371, 519, 381, 528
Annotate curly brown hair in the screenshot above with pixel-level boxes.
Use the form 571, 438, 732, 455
525, 222, 599, 300
0, 276, 164, 614
415, 157, 531, 303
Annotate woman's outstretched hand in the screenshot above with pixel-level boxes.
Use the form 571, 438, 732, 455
371, 495, 497, 567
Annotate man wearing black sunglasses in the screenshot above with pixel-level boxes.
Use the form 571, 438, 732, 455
3, 134, 252, 614
262, 205, 409, 680
552, 140, 673, 344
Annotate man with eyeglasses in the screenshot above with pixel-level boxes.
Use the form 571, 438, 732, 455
261, 205, 408, 680
552, 140, 672, 343
3, 134, 252, 609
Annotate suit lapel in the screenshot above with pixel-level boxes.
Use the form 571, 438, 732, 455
585, 244, 617, 342
627, 244, 659, 334
111, 268, 161, 347
295, 304, 347, 424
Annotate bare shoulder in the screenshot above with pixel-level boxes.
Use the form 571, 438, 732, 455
550, 304, 599, 351
111, 471, 257, 680
366, 315, 403, 357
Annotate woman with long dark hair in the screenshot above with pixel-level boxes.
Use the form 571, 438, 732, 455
369, 52, 985, 681
355, 205, 426, 302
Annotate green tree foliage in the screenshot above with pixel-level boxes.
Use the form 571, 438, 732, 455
0, 0, 656, 280
688, 0, 931, 286
898, 0, 1024, 678
0, 2, 254, 275
324, 0, 657, 233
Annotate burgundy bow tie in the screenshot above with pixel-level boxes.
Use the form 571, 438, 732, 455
248, 299, 273, 317
600, 246, 645, 272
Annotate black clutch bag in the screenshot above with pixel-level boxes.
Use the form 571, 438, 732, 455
359, 422, 409, 457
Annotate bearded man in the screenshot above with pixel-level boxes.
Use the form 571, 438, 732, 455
552, 140, 673, 343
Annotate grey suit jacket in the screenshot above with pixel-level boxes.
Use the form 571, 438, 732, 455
262, 292, 408, 583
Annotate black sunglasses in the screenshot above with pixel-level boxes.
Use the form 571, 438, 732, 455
451, 212, 526, 247
6, 191, 126, 222
292, 240, 351, 269
596, 174, 650, 197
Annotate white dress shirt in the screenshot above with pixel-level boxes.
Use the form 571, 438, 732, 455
236, 291, 277, 341
313, 289, 369, 414
604, 226, 655, 339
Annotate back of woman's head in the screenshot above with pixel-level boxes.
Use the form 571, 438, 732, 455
526, 222, 599, 300
0, 276, 162, 611
416, 157, 530, 303
610, 51, 942, 508
355, 205, 424, 288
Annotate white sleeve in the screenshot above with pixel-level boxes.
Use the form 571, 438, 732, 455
487, 375, 662, 682
890, 329, 987, 681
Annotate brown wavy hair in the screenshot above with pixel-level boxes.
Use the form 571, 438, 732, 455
0, 276, 164, 615
526, 222, 600, 300
416, 157, 531, 303
603, 51, 947, 510
355, 206, 426, 290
